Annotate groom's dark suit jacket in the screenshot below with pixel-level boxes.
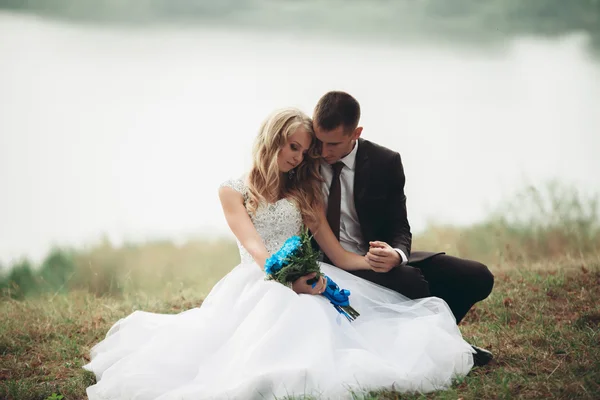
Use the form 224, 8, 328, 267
335, 138, 442, 264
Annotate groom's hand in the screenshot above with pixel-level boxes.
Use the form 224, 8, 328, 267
366, 241, 401, 273
292, 273, 327, 295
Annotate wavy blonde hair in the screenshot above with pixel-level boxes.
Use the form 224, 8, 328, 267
247, 107, 324, 227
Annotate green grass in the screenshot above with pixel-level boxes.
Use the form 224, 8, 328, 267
1, 181, 599, 398
415, 180, 600, 267
2, 180, 598, 302
0, 238, 241, 301
1, 259, 598, 399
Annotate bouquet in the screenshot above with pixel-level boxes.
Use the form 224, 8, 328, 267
264, 227, 360, 322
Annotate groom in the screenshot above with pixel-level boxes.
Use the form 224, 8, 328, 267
312, 90, 495, 366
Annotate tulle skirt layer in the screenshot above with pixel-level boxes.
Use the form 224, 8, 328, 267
83, 262, 474, 399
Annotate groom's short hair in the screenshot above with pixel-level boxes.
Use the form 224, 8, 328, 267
314, 91, 360, 135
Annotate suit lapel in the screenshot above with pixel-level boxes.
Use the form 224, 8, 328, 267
354, 138, 370, 210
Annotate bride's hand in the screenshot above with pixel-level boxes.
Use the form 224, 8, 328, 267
291, 273, 327, 295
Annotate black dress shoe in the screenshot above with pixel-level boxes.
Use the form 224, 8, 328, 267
472, 345, 493, 367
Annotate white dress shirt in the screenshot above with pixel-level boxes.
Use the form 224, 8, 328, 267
321, 140, 408, 265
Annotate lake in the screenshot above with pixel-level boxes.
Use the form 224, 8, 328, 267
1, 12, 599, 264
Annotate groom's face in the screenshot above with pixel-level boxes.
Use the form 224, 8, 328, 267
314, 124, 362, 164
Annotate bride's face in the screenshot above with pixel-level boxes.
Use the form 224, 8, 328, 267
277, 126, 312, 173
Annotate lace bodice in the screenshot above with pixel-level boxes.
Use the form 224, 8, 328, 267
219, 178, 303, 264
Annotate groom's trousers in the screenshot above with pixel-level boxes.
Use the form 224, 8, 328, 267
349, 254, 494, 324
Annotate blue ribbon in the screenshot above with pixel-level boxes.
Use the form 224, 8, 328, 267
313, 275, 355, 321
321, 276, 351, 306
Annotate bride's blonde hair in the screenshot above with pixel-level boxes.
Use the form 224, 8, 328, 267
247, 108, 324, 227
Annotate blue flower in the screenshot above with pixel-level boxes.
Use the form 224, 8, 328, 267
264, 257, 279, 275
277, 236, 300, 260
264, 235, 302, 276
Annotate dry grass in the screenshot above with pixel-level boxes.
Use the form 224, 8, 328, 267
1, 257, 598, 400
1, 181, 599, 398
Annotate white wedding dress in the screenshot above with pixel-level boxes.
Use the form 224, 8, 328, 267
83, 178, 474, 399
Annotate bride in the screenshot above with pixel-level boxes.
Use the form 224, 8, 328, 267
83, 108, 474, 399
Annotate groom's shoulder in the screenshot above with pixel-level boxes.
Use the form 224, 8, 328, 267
360, 138, 401, 161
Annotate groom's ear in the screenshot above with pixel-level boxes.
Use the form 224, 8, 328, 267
352, 127, 363, 140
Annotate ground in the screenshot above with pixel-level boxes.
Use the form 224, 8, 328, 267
1, 258, 598, 399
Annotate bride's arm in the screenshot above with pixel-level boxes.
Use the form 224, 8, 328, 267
306, 211, 371, 271
219, 186, 327, 294
218, 187, 270, 269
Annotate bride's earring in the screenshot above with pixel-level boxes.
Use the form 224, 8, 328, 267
288, 169, 296, 180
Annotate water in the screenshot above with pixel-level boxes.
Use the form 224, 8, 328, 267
1, 13, 599, 264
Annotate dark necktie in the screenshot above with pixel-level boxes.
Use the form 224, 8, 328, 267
326, 162, 345, 241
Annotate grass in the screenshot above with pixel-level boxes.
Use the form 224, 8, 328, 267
1, 258, 598, 399
0, 238, 241, 300
1, 180, 599, 399
415, 181, 600, 266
